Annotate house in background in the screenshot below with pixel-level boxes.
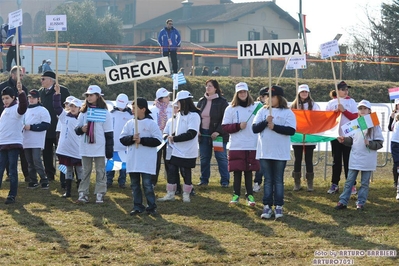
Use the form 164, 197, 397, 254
133, 1, 308, 76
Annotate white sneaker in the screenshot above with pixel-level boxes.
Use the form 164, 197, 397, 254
275, 205, 283, 219
253, 182, 261, 193
77, 192, 89, 203
396, 193, 399, 200
261, 205, 273, 219
96, 193, 104, 204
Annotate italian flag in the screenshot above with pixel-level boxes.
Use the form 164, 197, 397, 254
291, 110, 341, 143
213, 136, 224, 152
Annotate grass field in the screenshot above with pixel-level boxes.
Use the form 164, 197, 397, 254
0, 156, 398, 265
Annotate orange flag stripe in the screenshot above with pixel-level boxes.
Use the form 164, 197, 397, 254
292, 110, 341, 135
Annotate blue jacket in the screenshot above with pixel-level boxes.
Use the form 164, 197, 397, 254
158, 27, 181, 52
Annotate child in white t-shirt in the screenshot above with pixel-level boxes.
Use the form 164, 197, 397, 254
23, 89, 51, 189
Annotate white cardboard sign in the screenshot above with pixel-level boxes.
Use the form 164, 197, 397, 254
320, 40, 340, 59
237, 39, 304, 59
105, 57, 171, 85
286, 55, 307, 70
46, 15, 67, 32
8, 9, 23, 29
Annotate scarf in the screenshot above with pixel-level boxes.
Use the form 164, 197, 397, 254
156, 100, 169, 131
86, 105, 96, 144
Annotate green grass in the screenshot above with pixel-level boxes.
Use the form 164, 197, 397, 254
0, 160, 398, 265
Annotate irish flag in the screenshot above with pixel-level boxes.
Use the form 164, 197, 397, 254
291, 110, 341, 143
213, 136, 224, 152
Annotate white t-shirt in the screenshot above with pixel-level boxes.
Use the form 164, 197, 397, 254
111, 110, 133, 152
56, 111, 82, 159
391, 120, 399, 143
349, 126, 384, 171
77, 109, 113, 157
120, 117, 163, 174
326, 97, 357, 135
172, 112, 201, 159
222, 104, 258, 150
253, 107, 296, 160
23, 106, 51, 149
0, 104, 24, 145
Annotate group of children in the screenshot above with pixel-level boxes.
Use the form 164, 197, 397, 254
0, 79, 386, 219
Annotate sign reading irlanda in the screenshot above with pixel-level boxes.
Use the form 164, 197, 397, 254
237, 39, 304, 59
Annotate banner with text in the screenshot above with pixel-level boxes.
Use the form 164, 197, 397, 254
237, 39, 304, 59
105, 57, 171, 85
8, 9, 23, 29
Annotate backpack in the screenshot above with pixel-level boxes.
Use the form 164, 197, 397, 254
0, 24, 8, 44
38, 64, 43, 74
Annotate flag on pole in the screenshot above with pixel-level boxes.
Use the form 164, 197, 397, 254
58, 164, 67, 174
105, 151, 127, 171
341, 113, 380, 137
291, 110, 341, 143
172, 73, 186, 91
298, 13, 307, 53
357, 113, 380, 130
388, 87, 399, 100
87, 107, 107, 122
246, 102, 263, 122
213, 136, 224, 152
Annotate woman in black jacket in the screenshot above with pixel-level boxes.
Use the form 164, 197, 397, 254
197, 79, 230, 187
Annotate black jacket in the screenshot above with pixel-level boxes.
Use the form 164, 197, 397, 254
39, 83, 70, 139
197, 95, 229, 143
0, 77, 28, 115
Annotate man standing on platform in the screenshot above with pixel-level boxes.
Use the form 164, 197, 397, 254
158, 19, 181, 74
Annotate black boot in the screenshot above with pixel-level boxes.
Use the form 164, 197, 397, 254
62, 179, 72, 198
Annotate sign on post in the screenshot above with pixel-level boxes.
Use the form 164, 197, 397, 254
8, 9, 22, 29
286, 55, 307, 70
237, 39, 304, 59
46, 15, 67, 32
105, 57, 171, 85
320, 40, 340, 59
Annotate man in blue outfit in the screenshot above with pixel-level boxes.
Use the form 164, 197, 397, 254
158, 19, 181, 74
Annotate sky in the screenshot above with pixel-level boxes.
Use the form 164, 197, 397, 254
233, 0, 386, 54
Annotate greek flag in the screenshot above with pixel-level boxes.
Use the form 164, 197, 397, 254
58, 164, 67, 174
106, 151, 127, 171
87, 108, 107, 122
172, 73, 186, 90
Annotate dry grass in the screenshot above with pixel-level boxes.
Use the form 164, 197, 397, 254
0, 156, 399, 265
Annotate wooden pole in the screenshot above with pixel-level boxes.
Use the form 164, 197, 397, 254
276, 57, 290, 85
66, 42, 70, 75
330, 58, 339, 104
55, 31, 59, 85
191, 50, 195, 77
295, 69, 298, 90
250, 59, 254, 77
134, 80, 138, 148
268, 58, 272, 115
15, 26, 20, 83
31, 45, 34, 74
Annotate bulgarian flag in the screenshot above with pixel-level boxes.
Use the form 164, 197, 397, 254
291, 110, 341, 143
213, 136, 224, 152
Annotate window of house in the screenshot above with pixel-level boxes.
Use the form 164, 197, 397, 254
123, 2, 136, 24
270, 31, 278, 40
248, 31, 260, 41
191, 29, 214, 43
145, 31, 158, 39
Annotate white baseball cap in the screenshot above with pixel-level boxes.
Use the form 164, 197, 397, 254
357, 99, 371, 109
156, 88, 171, 100
235, 82, 248, 92
298, 84, 310, 93
64, 96, 76, 104
69, 98, 82, 108
173, 90, 193, 104
115, 93, 129, 109
83, 85, 104, 96
46, 59, 52, 63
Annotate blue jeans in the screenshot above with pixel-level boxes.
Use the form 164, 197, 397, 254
0, 149, 20, 198
260, 159, 286, 206
106, 169, 127, 186
199, 129, 229, 185
339, 170, 371, 206
129, 172, 156, 212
